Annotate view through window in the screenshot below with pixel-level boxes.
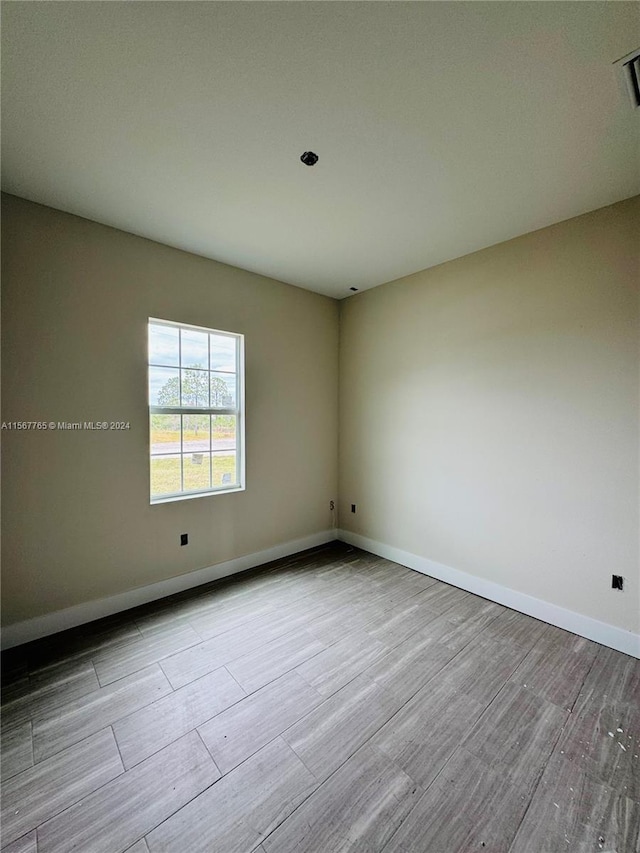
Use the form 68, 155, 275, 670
148, 319, 244, 502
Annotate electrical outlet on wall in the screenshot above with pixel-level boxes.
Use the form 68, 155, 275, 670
180, 533, 188, 546
611, 575, 623, 590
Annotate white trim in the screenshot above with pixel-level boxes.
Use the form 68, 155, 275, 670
148, 318, 245, 502
6, 527, 637, 659
1, 530, 335, 650
338, 529, 640, 659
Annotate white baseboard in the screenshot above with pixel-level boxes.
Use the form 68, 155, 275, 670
1, 530, 336, 650
5, 527, 637, 659
338, 529, 640, 659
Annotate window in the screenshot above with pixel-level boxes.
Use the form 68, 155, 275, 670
148, 318, 244, 503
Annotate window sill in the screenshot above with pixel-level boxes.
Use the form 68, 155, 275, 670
150, 485, 245, 505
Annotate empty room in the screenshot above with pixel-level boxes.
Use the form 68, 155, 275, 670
1, 2, 639, 852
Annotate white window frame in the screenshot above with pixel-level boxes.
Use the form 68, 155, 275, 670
148, 318, 245, 504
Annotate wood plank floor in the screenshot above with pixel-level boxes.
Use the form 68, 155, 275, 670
1, 542, 638, 852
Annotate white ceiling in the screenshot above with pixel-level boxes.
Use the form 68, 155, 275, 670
2, 2, 639, 299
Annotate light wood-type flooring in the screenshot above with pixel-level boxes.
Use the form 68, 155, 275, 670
1, 542, 638, 852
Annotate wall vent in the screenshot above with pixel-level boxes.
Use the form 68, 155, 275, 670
614, 48, 640, 109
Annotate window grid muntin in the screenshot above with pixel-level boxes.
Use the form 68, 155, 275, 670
149, 319, 243, 503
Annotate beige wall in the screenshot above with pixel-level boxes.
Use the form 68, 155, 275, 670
339, 196, 640, 634
1, 194, 339, 625
3, 193, 638, 637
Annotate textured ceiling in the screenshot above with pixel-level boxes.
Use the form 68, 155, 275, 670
2, 2, 639, 298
